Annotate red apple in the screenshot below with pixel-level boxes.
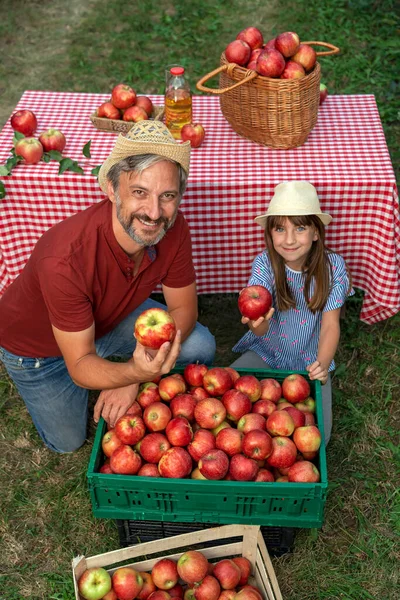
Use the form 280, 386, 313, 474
14, 137, 43, 164
225, 39, 251, 66
170, 394, 197, 422
137, 463, 161, 477
219, 591, 237, 600
293, 425, 322, 453
194, 398, 227, 429
123, 105, 148, 122
193, 575, 220, 600
125, 400, 142, 417
266, 411, 295, 437
159, 375, 186, 402
256, 49, 285, 77
288, 460, 320, 482
102, 428, 123, 457
137, 382, 161, 409
224, 367, 241, 384
134, 308, 176, 350
135, 95, 154, 116
151, 559, 179, 590
320, 83, 328, 105
180, 123, 206, 148
177, 550, 209, 584
275, 31, 300, 57
188, 428, 216, 461
242, 429, 273, 460
158, 447, 192, 478
10, 109, 37, 136
222, 389, 252, 422
264, 38, 276, 50
191, 467, 207, 480
237, 413, 266, 434
259, 378, 282, 403
38, 128, 66, 153
99, 461, 113, 474
97, 101, 121, 120
169, 583, 184, 598
302, 450, 318, 460
102, 589, 118, 600
112, 567, 143, 600
238, 285, 272, 320
304, 412, 316, 426
281, 60, 306, 80
292, 43, 317, 72
191, 386, 209, 401
231, 557, 251, 586
282, 373, 310, 403
166, 416, 193, 446
216, 427, 243, 456
110, 444, 142, 475
114, 414, 146, 445
276, 399, 292, 410
266, 436, 297, 469
198, 449, 229, 480
283, 406, 306, 428
137, 572, 157, 600
236, 27, 264, 50
229, 454, 259, 481
184, 363, 208, 387
143, 402, 172, 431
234, 375, 262, 403
139, 433, 171, 463
247, 48, 263, 70
252, 399, 276, 418
255, 468, 275, 482
111, 83, 137, 109
234, 586, 263, 600
213, 559, 241, 590
202, 367, 232, 396
148, 592, 171, 600
78, 567, 112, 600
211, 421, 231, 436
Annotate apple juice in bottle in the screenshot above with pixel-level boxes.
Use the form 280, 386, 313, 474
165, 66, 192, 139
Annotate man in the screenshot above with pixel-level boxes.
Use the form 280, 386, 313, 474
0, 120, 215, 453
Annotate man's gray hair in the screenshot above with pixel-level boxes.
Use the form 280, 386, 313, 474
107, 154, 188, 197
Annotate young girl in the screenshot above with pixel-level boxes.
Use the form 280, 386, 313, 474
231, 181, 354, 444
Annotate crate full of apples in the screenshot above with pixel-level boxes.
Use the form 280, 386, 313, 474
73, 524, 283, 600
87, 310, 327, 528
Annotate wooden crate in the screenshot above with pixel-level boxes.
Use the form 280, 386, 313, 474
72, 524, 283, 600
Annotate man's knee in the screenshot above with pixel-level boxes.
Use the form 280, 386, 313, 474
178, 323, 216, 366
40, 428, 87, 453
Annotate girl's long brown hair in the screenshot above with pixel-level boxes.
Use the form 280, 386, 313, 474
265, 215, 333, 313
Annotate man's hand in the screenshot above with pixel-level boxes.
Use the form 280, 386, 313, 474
129, 330, 182, 381
306, 360, 328, 385
94, 383, 139, 427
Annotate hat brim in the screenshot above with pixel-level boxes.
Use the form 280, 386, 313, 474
98, 136, 191, 194
254, 212, 333, 228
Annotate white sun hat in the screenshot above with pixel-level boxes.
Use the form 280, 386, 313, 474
254, 181, 332, 228
98, 120, 191, 194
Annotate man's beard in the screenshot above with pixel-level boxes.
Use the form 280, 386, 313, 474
115, 192, 178, 247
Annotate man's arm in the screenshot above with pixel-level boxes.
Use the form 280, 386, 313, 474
163, 282, 198, 341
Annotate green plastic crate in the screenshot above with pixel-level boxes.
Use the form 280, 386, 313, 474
87, 368, 328, 528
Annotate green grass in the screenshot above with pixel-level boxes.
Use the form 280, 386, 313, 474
0, 0, 399, 599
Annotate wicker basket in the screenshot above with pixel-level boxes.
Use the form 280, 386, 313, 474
90, 104, 165, 133
196, 41, 339, 149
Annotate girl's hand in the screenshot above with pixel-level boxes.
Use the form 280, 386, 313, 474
241, 307, 275, 333
306, 360, 328, 385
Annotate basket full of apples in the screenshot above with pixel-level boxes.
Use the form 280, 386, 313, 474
196, 27, 339, 149
90, 83, 165, 133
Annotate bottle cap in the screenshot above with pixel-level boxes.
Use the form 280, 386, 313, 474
170, 66, 185, 76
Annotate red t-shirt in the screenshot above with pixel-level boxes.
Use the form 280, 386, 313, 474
0, 199, 195, 357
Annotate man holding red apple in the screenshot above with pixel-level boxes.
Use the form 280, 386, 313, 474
0, 121, 215, 453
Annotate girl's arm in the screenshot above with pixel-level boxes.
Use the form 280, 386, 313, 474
307, 308, 341, 384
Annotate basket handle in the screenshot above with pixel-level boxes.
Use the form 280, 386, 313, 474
302, 41, 340, 56
196, 63, 258, 95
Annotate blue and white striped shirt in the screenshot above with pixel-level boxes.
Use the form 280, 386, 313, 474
232, 251, 354, 371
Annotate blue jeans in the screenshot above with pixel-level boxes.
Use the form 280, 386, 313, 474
0, 298, 215, 453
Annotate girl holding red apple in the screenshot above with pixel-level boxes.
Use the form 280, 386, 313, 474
232, 181, 354, 444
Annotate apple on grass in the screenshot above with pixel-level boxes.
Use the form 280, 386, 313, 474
180, 123, 206, 148
238, 285, 273, 320
10, 109, 37, 136
320, 83, 328, 105
97, 101, 121, 120
14, 137, 43, 164
177, 550, 209, 584
111, 83, 137, 109
134, 308, 176, 349
112, 567, 143, 600
78, 567, 112, 600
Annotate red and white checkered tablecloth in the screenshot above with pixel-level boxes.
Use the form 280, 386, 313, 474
0, 91, 398, 324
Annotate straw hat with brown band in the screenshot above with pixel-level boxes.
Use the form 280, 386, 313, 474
98, 120, 191, 194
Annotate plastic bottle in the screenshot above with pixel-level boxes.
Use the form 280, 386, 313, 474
165, 66, 192, 140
